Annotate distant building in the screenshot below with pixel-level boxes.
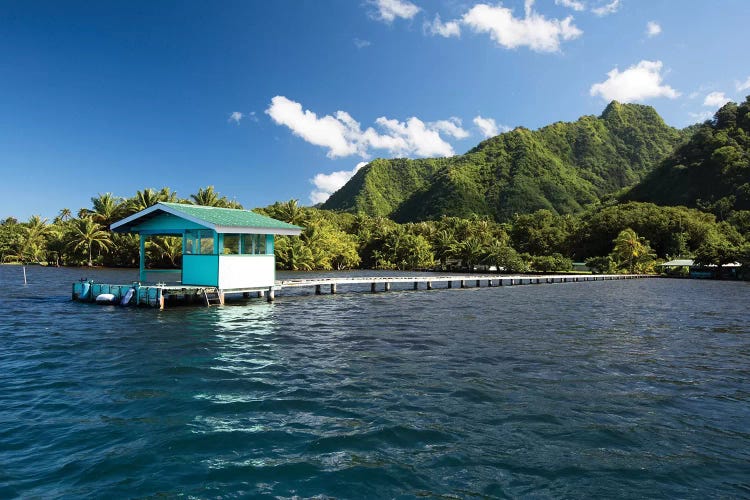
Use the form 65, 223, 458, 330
659, 259, 741, 279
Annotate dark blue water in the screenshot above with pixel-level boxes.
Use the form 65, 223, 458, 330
1, 266, 749, 498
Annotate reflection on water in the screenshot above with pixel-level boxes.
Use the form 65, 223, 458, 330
0, 266, 749, 498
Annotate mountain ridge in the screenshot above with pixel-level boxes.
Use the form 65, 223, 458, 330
322, 101, 689, 222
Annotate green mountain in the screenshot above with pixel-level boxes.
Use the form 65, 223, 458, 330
322, 102, 688, 222
624, 97, 750, 216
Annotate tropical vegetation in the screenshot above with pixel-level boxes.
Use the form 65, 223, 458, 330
322, 101, 690, 222
2, 99, 749, 279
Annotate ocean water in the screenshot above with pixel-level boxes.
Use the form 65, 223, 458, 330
0, 265, 749, 498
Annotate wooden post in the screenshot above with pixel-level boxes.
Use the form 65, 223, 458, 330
475, 279, 480, 287
371, 283, 377, 293
267, 287, 275, 302
426, 281, 432, 290
413, 282, 419, 290
158, 288, 165, 310
384, 282, 391, 292
258, 289, 265, 298
460, 280, 466, 288
331, 283, 336, 294
447, 281, 452, 289
315, 285, 321, 295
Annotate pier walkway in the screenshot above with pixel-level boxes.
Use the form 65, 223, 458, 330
72, 273, 656, 309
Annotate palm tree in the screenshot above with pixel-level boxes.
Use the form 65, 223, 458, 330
190, 186, 222, 207
458, 236, 487, 271
126, 188, 161, 214
275, 236, 314, 270
66, 217, 113, 266
432, 229, 456, 269
147, 236, 183, 268
18, 216, 52, 263
612, 228, 654, 273
276, 199, 306, 225
89, 193, 125, 227
157, 187, 179, 203
57, 208, 72, 222
225, 199, 244, 209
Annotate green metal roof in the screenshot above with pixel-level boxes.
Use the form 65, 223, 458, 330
110, 202, 303, 235
159, 202, 302, 230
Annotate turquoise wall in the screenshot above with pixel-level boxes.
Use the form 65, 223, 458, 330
182, 255, 219, 286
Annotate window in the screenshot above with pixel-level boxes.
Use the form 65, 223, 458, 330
242, 234, 266, 255
223, 234, 240, 254
199, 231, 215, 254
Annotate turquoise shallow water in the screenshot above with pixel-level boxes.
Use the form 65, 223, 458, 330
1, 266, 749, 498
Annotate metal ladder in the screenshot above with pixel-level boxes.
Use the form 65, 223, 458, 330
203, 288, 223, 307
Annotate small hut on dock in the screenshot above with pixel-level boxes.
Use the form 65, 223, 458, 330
107, 202, 302, 299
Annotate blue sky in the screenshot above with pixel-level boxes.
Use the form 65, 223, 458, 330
2, 0, 749, 220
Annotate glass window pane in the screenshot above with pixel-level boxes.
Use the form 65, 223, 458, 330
223, 234, 240, 254
241, 234, 252, 254
200, 231, 214, 255
255, 234, 265, 254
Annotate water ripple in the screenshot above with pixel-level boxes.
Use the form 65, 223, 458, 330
1, 267, 749, 498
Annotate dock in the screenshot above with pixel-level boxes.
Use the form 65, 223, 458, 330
72, 273, 656, 309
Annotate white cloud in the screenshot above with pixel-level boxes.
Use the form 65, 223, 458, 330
555, 0, 585, 11
473, 116, 511, 138
370, 0, 420, 23
462, 1, 582, 53
646, 21, 661, 37
228, 111, 243, 124
354, 38, 371, 49
736, 76, 750, 92
429, 117, 469, 139
703, 91, 730, 108
374, 116, 456, 157
310, 162, 368, 204
266, 96, 458, 159
591, 0, 620, 16
589, 60, 680, 102
425, 14, 461, 38
266, 96, 361, 158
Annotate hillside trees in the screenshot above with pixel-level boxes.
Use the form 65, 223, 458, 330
322, 102, 685, 223
626, 97, 750, 215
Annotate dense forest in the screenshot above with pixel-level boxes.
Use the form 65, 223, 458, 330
2, 99, 749, 278
1, 192, 748, 277
323, 101, 690, 222
624, 97, 750, 215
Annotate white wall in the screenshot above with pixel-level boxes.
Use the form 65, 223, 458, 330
217, 255, 275, 289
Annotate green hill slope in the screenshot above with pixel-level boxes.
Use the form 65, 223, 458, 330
322, 102, 687, 222
624, 97, 750, 216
